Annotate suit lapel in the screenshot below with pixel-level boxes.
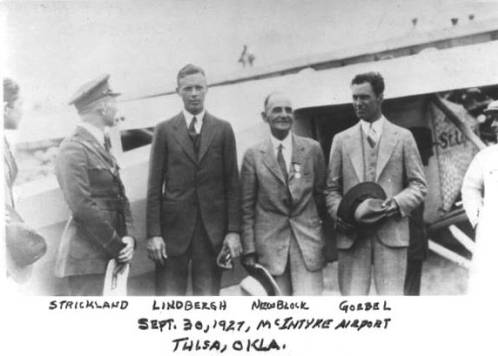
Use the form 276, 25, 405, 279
75, 126, 116, 168
289, 134, 305, 183
288, 135, 306, 202
345, 123, 364, 181
375, 120, 399, 181
198, 112, 216, 164
171, 113, 198, 165
261, 138, 286, 185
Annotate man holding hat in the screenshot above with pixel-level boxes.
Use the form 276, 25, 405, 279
240, 92, 327, 295
462, 100, 498, 295
54, 74, 135, 296
326, 72, 427, 295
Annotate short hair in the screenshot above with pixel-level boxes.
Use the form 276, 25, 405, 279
263, 91, 287, 111
263, 92, 276, 110
177, 64, 206, 86
351, 72, 385, 97
4, 78, 20, 107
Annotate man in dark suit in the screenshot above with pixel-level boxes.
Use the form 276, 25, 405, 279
55, 75, 135, 296
326, 72, 427, 295
146, 64, 241, 296
240, 92, 326, 295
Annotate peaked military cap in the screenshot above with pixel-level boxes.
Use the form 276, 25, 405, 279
69, 74, 120, 112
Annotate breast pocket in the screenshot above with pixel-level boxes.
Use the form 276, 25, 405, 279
88, 166, 115, 188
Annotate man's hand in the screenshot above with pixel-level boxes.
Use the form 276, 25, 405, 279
216, 245, 233, 269
147, 236, 167, 265
117, 236, 135, 263
382, 198, 400, 218
242, 253, 257, 268
336, 217, 355, 233
222, 232, 242, 259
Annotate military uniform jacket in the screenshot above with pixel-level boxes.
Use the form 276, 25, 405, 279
54, 126, 134, 277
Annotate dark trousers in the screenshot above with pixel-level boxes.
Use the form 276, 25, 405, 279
67, 273, 105, 296
404, 259, 423, 296
155, 217, 221, 296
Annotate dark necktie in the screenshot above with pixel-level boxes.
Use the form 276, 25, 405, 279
277, 144, 288, 182
104, 134, 112, 153
103, 133, 119, 172
188, 116, 197, 135
188, 116, 200, 154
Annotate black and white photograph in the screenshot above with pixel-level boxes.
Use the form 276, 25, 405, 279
2, 0, 498, 354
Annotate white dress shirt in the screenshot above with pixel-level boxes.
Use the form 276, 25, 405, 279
183, 109, 205, 134
78, 122, 105, 147
270, 133, 292, 173
360, 115, 386, 142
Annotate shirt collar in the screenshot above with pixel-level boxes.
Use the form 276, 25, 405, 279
270, 132, 293, 152
183, 109, 205, 125
360, 115, 385, 135
78, 122, 105, 146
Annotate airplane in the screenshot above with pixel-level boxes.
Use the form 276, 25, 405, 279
11, 18, 498, 295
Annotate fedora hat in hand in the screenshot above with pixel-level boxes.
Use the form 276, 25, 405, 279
6, 207, 47, 283
240, 263, 281, 296
337, 182, 387, 226
354, 198, 388, 226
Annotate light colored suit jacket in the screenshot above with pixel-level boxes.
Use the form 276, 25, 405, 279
461, 145, 498, 295
326, 120, 427, 249
241, 134, 326, 275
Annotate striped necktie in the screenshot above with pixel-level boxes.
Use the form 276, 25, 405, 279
367, 123, 377, 148
104, 134, 112, 153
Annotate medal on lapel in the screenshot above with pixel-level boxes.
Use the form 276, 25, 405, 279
292, 163, 302, 179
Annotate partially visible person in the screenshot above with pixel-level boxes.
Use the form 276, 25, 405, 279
240, 92, 326, 295
146, 64, 241, 296
54, 75, 135, 296
4, 78, 22, 211
404, 127, 432, 296
462, 100, 498, 295
4, 78, 47, 287
404, 203, 426, 295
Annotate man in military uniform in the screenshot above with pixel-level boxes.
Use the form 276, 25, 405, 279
54, 75, 135, 296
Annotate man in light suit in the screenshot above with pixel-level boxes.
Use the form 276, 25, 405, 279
326, 72, 427, 295
55, 75, 135, 296
241, 92, 326, 295
146, 64, 241, 296
462, 100, 498, 295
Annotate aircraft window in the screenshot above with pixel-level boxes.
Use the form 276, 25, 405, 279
120, 127, 154, 151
